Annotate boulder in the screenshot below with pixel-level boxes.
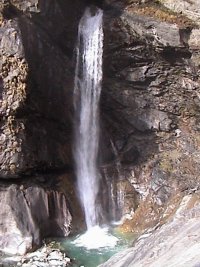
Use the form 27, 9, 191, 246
0, 183, 71, 255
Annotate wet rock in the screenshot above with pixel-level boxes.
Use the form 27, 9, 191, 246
100, 0, 200, 242
102, 2, 199, 179
1, 0, 200, 264
120, 146, 140, 164
0, 183, 71, 255
101, 163, 138, 224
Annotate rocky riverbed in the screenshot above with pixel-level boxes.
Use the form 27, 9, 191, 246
1, 245, 71, 267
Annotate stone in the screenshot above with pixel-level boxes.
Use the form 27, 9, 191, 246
47, 250, 63, 260
189, 29, 200, 49
0, 20, 24, 57
1, 1, 200, 266
98, 0, 200, 245
160, 0, 200, 25
131, 109, 172, 132
48, 259, 62, 266
0, 183, 71, 255
122, 12, 184, 48
0, 0, 87, 178
99, 193, 200, 267
9, 246, 72, 267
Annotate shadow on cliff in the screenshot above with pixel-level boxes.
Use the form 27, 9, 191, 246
99, 90, 159, 168
99, 5, 174, 169
2, 0, 124, 175
3, 0, 89, 175
1, 0, 88, 242
3, 0, 161, 231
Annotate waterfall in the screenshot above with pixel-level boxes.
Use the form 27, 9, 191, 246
73, 7, 103, 229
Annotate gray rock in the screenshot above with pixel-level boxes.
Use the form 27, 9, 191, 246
99, 195, 200, 267
160, 0, 200, 25
11, 246, 72, 267
0, 20, 24, 58
131, 109, 172, 132
121, 12, 184, 48
100, 0, 200, 227
0, 184, 71, 255
47, 250, 63, 261
48, 259, 62, 266
10, 0, 40, 13
189, 29, 200, 49
0, 0, 86, 178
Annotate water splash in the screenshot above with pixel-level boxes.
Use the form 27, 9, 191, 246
73, 7, 103, 229
73, 226, 119, 250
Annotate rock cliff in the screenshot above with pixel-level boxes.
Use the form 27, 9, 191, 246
0, 0, 200, 264
101, 0, 200, 232
0, 0, 86, 255
0, 181, 71, 255
100, 0, 200, 265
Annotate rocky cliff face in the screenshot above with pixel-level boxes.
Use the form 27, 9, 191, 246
0, 0, 86, 255
100, 0, 200, 233
0, 0, 87, 177
0, 0, 200, 263
0, 181, 71, 255
100, 0, 200, 265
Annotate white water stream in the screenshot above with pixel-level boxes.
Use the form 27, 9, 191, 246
73, 7, 103, 230
73, 6, 120, 249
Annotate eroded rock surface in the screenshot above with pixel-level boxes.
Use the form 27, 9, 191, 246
99, 193, 200, 267
0, 0, 87, 178
0, 0, 200, 262
0, 0, 85, 257
100, 0, 200, 231
0, 181, 71, 255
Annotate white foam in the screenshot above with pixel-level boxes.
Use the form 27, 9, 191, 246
73, 7, 104, 229
72, 226, 119, 250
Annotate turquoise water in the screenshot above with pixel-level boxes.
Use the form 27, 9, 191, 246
52, 229, 134, 267
62, 241, 123, 267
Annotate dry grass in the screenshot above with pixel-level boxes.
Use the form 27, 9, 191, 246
117, 195, 163, 233
126, 1, 196, 28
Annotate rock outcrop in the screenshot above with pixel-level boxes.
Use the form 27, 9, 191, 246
100, 0, 200, 231
1, 0, 200, 263
2, 245, 71, 267
99, 0, 200, 265
0, 0, 84, 256
0, 181, 72, 255
100, 193, 200, 267
0, 0, 87, 178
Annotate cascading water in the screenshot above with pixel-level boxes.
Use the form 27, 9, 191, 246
73, 7, 103, 230
73, 6, 119, 250
49, 7, 135, 265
